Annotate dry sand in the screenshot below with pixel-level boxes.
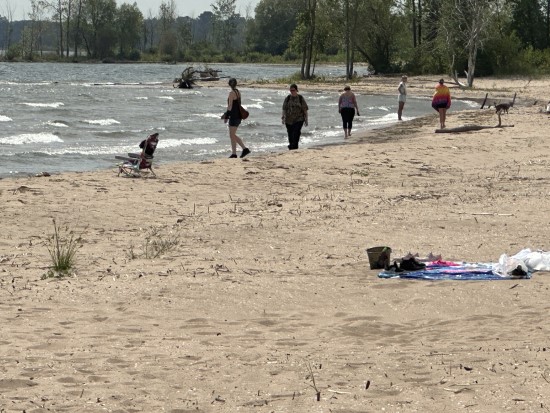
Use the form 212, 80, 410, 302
2, 76, 550, 412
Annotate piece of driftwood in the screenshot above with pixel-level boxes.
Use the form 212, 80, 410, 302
173, 66, 197, 88
480, 93, 489, 109
173, 66, 224, 88
436, 125, 493, 133
435, 122, 514, 133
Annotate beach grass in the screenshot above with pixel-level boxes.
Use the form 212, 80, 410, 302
44, 219, 80, 278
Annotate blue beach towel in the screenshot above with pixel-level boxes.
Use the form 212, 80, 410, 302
378, 262, 531, 280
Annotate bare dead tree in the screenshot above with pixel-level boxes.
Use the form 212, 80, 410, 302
441, 0, 493, 88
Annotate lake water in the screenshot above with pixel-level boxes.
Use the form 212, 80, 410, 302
0, 62, 476, 177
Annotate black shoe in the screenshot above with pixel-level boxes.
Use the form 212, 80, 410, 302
400, 258, 426, 271
511, 265, 527, 277
385, 260, 404, 273
240, 148, 251, 158
229, 154, 238, 158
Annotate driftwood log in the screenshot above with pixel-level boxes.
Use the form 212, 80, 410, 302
435, 123, 514, 133
173, 66, 197, 88
173, 66, 224, 88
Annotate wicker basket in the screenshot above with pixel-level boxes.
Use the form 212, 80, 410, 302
366, 246, 392, 269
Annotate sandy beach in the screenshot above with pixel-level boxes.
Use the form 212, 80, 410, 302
2, 75, 550, 412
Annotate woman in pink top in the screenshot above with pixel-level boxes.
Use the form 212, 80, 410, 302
338, 85, 360, 138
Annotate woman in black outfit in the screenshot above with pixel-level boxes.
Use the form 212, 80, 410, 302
222, 78, 250, 158
338, 85, 360, 138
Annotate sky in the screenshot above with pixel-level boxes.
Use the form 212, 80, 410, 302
14, 0, 260, 20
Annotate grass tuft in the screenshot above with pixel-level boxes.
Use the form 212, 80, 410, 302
127, 225, 180, 260
43, 219, 80, 278
144, 226, 180, 259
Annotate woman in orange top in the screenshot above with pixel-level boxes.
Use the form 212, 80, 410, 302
431, 79, 451, 129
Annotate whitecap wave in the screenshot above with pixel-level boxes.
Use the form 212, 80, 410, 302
45, 146, 128, 156
369, 113, 400, 125
249, 142, 287, 150
366, 105, 392, 112
250, 98, 275, 106
317, 129, 344, 139
197, 113, 225, 119
47, 120, 69, 127
20, 102, 64, 108
0, 132, 63, 145
0, 115, 13, 122
307, 94, 332, 101
170, 119, 194, 124
161, 137, 218, 147
299, 135, 316, 145
84, 119, 120, 125
1, 81, 51, 86
243, 103, 263, 109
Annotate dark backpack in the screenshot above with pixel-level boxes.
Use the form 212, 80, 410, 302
139, 133, 159, 157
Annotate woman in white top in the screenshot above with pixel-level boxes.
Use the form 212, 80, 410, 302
338, 85, 360, 138
397, 75, 407, 120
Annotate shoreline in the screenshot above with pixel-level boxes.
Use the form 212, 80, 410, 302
0, 111, 457, 181
1, 76, 498, 181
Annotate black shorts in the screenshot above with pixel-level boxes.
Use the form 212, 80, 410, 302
228, 118, 241, 127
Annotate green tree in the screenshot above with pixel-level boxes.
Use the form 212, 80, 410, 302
404, 0, 445, 73
70, 0, 84, 58
0, 3, 15, 54
22, 0, 47, 58
248, 0, 298, 54
38, 0, 65, 56
176, 16, 193, 57
116, 2, 143, 58
323, 0, 365, 78
193, 11, 214, 44
342, 0, 360, 78
211, 0, 238, 51
510, 0, 547, 49
81, 0, 117, 59
64, 0, 74, 57
158, 0, 177, 57
354, 0, 401, 73
302, 0, 317, 78
288, 0, 317, 78
142, 10, 157, 52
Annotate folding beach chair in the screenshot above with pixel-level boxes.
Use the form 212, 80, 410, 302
116, 133, 159, 177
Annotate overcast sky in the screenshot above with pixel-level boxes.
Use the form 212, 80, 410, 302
14, 0, 260, 20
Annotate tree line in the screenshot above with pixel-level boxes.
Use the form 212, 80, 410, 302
2, 0, 550, 86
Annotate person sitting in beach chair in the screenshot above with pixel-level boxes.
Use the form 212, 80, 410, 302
116, 133, 159, 177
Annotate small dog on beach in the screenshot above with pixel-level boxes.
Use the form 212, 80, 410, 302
494, 102, 512, 114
